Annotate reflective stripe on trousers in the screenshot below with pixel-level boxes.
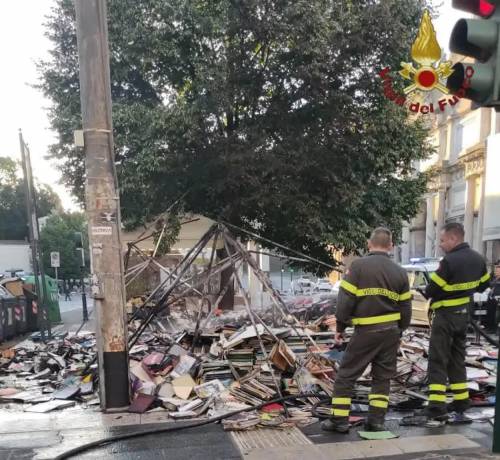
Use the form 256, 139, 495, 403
369, 394, 389, 411
428, 383, 447, 404
428, 383, 469, 404
331, 396, 351, 418
449, 382, 469, 401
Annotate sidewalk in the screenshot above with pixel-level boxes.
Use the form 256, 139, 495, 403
1, 409, 499, 459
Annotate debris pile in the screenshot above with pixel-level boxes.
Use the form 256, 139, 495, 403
0, 222, 498, 429
123, 313, 341, 429
0, 316, 498, 427
0, 331, 98, 412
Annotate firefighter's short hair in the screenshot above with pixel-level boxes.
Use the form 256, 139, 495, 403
369, 227, 392, 248
442, 222, 465, 239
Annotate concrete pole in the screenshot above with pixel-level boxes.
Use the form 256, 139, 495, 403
435, 189, 446, 257
75, 0, 129, 410
474, 174, 486, 255
425, 195, 435, 258
464, 175, 476, 245
401, 225, 410, 264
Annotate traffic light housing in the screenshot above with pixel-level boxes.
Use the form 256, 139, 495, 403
73, 232, 83, 249
447, 0, 500, 108
73, 232, 85, 268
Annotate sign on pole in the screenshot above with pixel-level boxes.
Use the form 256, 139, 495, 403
50, 251, 60, 268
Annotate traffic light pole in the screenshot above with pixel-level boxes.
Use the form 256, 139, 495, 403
494, 349, 500, 452
75, 0, 130, 410
19, 131, 51, 341
80, 247, 88, 323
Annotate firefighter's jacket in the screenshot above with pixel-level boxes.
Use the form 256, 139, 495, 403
425, 242, 490, 311
336, 251, 412, 332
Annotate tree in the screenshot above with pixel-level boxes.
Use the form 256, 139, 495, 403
0, 157, 61, 240
39, 0, 433, 271
39, 212, 90, 280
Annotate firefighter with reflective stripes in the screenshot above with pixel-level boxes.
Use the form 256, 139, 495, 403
321, 227, 411, 433
422, 223, 489, 420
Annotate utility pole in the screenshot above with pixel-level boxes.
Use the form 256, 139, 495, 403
19, 131, 51, 341
75, 0, 130, 410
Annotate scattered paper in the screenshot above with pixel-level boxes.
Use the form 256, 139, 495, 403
25, 400, 75, 413
194, 380, 225, 399
171, 355, 197, 378
158, 383, 175, 399
172, 374, 196, 400
467, 381, 480, 391
466, 367, 489, 379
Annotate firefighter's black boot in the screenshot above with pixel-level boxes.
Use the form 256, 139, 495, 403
447, 399, 471, 414
364, 416, 385, 432
321, 417, 349, 433
421, 405, 449, 421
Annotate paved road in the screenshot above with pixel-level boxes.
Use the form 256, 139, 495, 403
58, 297, 88, 313
54, 298, 95, 333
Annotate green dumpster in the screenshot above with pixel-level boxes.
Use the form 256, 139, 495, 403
23, 275, 61, 323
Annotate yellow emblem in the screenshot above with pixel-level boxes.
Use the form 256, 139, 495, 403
399, 10, 453, 95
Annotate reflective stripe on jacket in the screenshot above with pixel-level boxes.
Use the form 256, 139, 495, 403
424, 243, 489, 311
336, 251, 411, 332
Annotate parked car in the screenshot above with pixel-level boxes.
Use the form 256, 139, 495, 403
291, 277, 315, 295
401, 258, 440, 326
314, 278, 333, 292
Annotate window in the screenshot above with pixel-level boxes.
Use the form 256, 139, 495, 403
460, 115, 479, 152
451, 122, 462, 161
451, 114, 479, 161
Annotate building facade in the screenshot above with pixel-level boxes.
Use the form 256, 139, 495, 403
0, 241, 32, 275
400, 94, 500, 267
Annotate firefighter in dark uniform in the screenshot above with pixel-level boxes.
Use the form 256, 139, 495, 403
484, 261, 500, 333
321, 227, 411, 433
422, 223, 489, 420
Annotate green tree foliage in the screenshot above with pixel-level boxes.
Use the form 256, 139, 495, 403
0, 157, 61, 240
39, 0, 433, 270
40, 212, 90, 280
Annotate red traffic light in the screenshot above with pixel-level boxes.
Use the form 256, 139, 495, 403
452, 0, 496, 17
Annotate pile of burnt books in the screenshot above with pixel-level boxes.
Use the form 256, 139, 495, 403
0, 331, 98, 413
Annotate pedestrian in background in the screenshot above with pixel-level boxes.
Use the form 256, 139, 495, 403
64, 282, 71, 301
422, 223, 489, 421
321, 227, 411, 433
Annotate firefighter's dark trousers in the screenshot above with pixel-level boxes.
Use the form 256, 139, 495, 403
331, 326, 400, 423
427, 308, 469, 413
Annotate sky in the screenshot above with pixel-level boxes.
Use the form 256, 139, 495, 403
0, 0, 459, 211
0, 0, 81, 210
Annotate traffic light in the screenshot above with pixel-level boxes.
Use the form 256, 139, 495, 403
73, 232, 85, 268
447, 0, 500, 108
73, 231, 83, 249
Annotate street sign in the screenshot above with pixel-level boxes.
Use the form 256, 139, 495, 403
50, 251, 60, 268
